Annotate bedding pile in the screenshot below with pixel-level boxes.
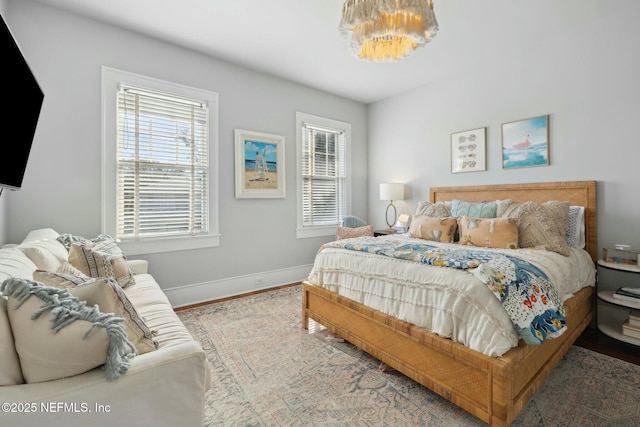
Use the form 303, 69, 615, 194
319, 237, 567, 346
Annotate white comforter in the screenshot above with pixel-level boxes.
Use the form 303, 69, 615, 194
307, 235, 596, 357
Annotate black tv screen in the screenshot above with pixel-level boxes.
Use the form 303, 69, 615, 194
0, 13, 44, 190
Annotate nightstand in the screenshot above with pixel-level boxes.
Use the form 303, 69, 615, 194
596, 259, 640, 346
374, 229, 397, 237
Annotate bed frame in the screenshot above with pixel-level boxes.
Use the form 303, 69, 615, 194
302, 181, 597, 427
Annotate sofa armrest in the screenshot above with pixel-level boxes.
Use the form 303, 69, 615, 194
0, 341, 211, 427
127, 259, 148, 275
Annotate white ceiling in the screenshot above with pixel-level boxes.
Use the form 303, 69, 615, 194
30, 0, 619, 104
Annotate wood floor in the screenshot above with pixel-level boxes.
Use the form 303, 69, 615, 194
575, 326, 640, 366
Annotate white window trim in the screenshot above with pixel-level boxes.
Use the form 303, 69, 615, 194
101, 67, 220, 255
295, 112, 351, 239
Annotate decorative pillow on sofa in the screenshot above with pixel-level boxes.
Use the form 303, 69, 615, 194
69, 278, 158, 354
56, 233, 113, 251
336, 225, 374, 240
498, 200, 571, 256
458, 217, 519, 249
451, 200, 497, 218
0, 297, 24, 385
1, 277, 136, 383
68, 240, 135, 288
18, 238, 69, 272
33, 269, 91, 289
415, 201, 451, 217
409, 216, 457, 243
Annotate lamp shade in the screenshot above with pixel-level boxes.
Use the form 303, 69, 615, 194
380, 183, 405, 201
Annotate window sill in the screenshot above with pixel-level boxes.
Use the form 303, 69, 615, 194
118, 233, 221, 256
296, 226, 336, 239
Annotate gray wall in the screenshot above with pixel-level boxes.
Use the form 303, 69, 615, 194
368, 2, 640, 263
4, 0, 368, 303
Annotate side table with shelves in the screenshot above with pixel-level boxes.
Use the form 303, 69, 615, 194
596, 260, 640, 346
374, 229, 397, 237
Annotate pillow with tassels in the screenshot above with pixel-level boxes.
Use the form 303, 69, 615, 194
1, 277, 136, 383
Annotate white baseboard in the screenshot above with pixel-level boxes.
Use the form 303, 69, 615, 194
164, 264, 313, 308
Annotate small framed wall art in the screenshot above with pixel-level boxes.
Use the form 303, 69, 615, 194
501, 115, 549, 169
234, 129, 285, 198
451, 127, 486, 173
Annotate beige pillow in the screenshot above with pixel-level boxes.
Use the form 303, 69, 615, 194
2, 278, 135, 383
499, 200, 571, 255
415, 201, 451, 217
69, 240, 135, 288
409, 216, 457, 243
69, 278, 157, 354
458, 217, 519, 249
33, 269, 91, 289
336, 225, 374, 240
0, 298, 24, 385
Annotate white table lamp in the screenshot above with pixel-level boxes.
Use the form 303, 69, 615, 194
380, 183, 405, 231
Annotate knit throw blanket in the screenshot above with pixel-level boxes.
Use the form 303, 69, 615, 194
321, 237, 567, 345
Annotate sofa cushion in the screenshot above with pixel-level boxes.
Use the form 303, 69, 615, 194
68, 240, 135, 288
1, 278, 136, 383
0, 247, 38, 282
0, 297, 24, 385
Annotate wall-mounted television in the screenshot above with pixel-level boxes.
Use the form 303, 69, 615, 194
0, 13, 44, 191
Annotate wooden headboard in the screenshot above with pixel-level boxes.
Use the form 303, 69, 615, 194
430, 181, 597, 261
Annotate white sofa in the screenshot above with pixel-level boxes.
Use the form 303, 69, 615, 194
0, 229, 211, 427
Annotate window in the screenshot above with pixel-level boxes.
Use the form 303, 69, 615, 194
296, 112, 351, 238
102, 67, 219, 255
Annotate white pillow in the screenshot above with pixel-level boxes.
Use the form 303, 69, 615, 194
18, 239, 69, 271
566, 206, 585, 248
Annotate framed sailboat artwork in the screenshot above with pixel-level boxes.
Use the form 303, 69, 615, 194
501, 115, 549, 169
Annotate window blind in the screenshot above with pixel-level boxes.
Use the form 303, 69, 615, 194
116, 85, 209, 239
301, 123, 346, 227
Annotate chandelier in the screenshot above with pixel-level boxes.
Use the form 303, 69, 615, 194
339, 0, 439, 62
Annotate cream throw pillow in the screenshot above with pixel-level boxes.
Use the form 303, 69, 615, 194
1, 278, 136, 383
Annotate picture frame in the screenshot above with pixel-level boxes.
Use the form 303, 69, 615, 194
234, 129, 285, 198
501, 115, 549, 169
451, 127, 486, 173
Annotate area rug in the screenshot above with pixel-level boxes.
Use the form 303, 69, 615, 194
177, 286, 640, 426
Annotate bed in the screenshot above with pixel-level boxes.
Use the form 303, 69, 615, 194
302, 181, 597, 427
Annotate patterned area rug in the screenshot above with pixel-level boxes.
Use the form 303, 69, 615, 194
177, 286, 640, 426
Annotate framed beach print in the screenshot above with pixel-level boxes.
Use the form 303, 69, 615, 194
451, 127, 486, 173
234, 129, 285, 198
501, 115, 549, 169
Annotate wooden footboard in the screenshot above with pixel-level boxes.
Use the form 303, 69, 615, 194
302, 282, 593, 427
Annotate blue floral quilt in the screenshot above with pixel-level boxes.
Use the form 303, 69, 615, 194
321, 237, 566, 345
